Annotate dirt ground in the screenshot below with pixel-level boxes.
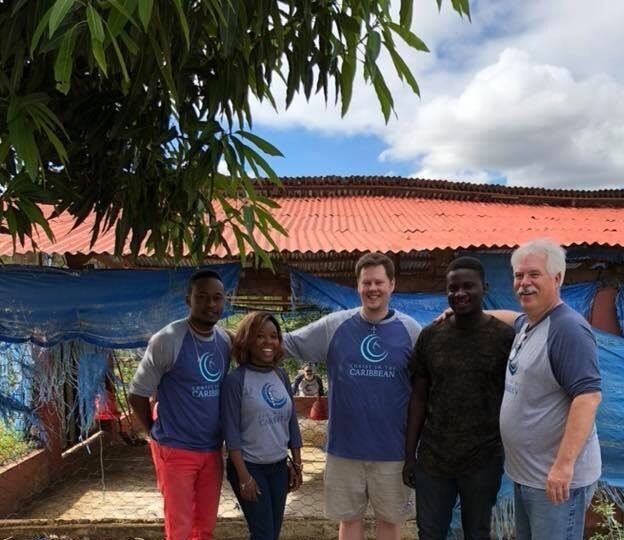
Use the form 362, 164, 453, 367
4, 420, 418, 539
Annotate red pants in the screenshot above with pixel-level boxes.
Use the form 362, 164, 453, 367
150, 440, 223, 540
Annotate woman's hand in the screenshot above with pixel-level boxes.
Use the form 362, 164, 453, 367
239, 475, 260, 502
288, 461, 303, 492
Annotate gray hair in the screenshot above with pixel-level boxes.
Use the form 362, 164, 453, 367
511, 239, 567, 285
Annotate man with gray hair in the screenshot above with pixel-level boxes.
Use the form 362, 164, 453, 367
498, 238, 602, 540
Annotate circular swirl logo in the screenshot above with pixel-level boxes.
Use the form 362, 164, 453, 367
199, 352, 223, 383
360, 333, 388, 363
261, 383, 287, 409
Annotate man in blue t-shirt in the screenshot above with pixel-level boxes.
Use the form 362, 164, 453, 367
495, 239, 602, 540
129, 270, 231, 540
283, 252, 421, 540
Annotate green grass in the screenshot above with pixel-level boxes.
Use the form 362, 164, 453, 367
0, 425, 35, 466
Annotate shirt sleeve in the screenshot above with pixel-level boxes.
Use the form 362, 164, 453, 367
513, 313, 526, 333
279, 368, 302, 449
221, 368, 245, 450
282, 315, 333, 364
547, 314, 601, 397
317, 376, 325, 397
129, 331, 177, 397
291, 373, 303, 394
408, 327, 430, 381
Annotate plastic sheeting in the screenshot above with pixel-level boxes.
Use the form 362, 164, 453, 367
291, 269, 448, 324
289, 267, 624, 531
616, 287, 624, 336
595, 329, 624, 489
290, 268, 597, 324
0, 264, 240, 348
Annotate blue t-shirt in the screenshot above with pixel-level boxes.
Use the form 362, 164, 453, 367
130, 319, 231, 451
283, 308, 421, 460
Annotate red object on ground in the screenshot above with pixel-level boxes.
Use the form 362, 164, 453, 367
309, 397, 328, 421
95, 388, 121, 421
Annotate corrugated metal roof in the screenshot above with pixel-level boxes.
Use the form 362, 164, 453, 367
1, 194, 622, 257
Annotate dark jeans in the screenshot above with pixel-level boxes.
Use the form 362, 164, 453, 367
414, 456, 504, 540
226, 458, 289, 540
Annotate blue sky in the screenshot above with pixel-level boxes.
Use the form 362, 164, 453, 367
247, 1, 624, 190
255, 127, 412, 178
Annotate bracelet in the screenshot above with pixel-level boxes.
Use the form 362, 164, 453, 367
240, 477, 253, 490
292, 462, 303, 471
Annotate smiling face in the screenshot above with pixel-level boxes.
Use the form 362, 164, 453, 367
513, 252, 561, 322
185, 277, 225, 332
250, 319, 282, 367
446, 268, 485, 316
357, 264, 395, 320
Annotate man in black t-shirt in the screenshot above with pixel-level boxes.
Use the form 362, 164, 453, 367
403, 257, 515, 540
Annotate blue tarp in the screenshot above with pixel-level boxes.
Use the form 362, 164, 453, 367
289, 267, 624, 528
0, 264, 240, 348
616, 287, 624, 336
290, 269, 449, 324
290, 268, 597, 324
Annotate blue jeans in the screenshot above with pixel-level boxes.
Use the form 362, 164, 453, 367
414, 456, 504, 540
226, 459, 289, 540
513, 482, 596, 540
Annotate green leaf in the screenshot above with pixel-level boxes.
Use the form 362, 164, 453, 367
400, 0, 414, 27
107, 0, 139, 37
91, 38, 108, 75
366, 31, 381, 65
86, 4, 105, 42
237, 130, 284, 157
49, 0, 75, 38
172, 0, 190, 50
30, 5, 54, 55
54, 24, 77, 94
119, 30, 139, 55
370, 67, 394, 122
387, 22, 430, 52
7, 98, 40, 180
138, 0, 154, 30
340, 48, 357, 117
105, 22, 129, 82
387, 45, 420, 96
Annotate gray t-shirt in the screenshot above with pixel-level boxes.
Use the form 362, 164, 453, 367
500, 303, 602, 489
221, 365, 302, 464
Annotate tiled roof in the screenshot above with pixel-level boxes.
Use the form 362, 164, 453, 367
1, 178, 623, 257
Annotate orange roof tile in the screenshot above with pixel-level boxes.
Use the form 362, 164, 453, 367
1, 193, 622, 257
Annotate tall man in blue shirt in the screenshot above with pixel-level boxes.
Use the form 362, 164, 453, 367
497, 239, 602, 540
283, 252, 421, 540
129, 270, 231, 540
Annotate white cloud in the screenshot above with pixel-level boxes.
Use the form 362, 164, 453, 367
250, 0, 624, 189
385, 49, 624, 188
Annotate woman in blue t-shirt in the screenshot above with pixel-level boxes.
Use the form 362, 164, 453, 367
221, 312, 303, 540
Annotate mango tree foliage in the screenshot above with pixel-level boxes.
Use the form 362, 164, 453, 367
0, 0, 469, 262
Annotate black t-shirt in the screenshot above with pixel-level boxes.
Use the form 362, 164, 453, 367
409, 315, 515, 476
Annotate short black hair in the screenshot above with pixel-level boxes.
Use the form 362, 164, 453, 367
446, 256, 486, 285
186, 269, 223, 294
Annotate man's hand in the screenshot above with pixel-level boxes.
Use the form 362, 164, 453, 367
546, 462, 574, 504
402, 457, 418, 488
432, 307, 454, 325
